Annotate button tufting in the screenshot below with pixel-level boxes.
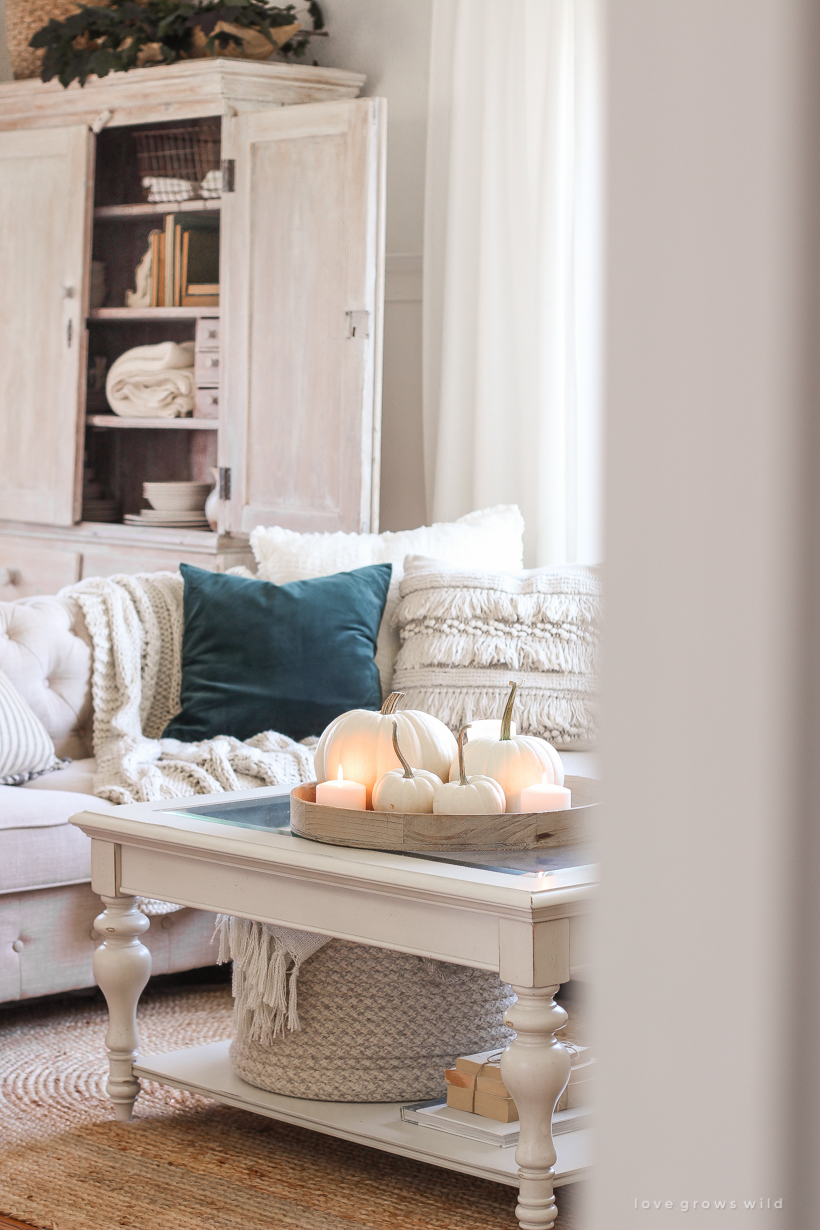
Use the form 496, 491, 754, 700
43, 678, 50, 688
12, 939, 23, 953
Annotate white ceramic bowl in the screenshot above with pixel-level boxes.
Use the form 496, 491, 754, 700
143, 481, 211, 512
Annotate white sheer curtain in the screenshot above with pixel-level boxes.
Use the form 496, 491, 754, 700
423, 0, 603, 567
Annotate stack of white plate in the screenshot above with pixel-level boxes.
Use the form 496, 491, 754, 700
125, 480, 212, 529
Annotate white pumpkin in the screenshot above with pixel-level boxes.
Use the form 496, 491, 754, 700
448, 681, 564, 812
372, 722, 441, 813
434, 725, 506, 815
315, 691, 457, 807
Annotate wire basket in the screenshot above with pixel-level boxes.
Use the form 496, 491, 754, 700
135, 123, 222, 204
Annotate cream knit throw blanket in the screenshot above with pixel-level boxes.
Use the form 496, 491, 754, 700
63, 573, 327, 1017
66, 572, 316, 804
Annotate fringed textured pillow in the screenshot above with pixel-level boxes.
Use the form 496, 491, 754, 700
391, 559, 601, 750
0, 668, 66, 785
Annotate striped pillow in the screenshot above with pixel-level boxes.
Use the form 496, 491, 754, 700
0, 668, 64, 785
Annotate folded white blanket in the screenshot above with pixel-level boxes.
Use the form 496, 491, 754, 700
106, 341, 195, 418
142, 176, 195, 203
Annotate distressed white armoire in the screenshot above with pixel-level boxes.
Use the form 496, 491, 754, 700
0, 59, 385, 596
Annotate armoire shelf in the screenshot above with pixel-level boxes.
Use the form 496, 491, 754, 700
89, 307, 220, 321
95, 200, 222, 220
87, 416, 219, 430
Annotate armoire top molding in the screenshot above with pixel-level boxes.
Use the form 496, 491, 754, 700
0, 58, 366, 130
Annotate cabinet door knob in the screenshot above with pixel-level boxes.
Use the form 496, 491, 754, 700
0, 567, 20, 587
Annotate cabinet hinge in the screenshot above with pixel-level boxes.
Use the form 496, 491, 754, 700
346, 310, 370, 339
218, 467, 232, 501
221, 159, 236, 193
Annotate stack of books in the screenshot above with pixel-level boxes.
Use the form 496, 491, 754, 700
556, 1043, 595, 1112
147, 215, 219, 308
400, 1042, 594, 1147
445, 1049, 518, 1122
400, 1099, 591, 1147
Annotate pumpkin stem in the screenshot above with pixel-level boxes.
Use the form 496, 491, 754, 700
500, 681, 518, 741
381, 691, 405, 715
456, 724, 472, 786
391, 721, 414, 779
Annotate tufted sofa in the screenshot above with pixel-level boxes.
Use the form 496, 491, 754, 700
0, 593, 218, 1005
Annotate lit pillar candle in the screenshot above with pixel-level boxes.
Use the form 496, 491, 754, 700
315, 765, 367, 810
520, 780, 572, 812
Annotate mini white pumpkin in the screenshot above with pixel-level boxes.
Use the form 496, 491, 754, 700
434, 725, 506, 815
448, 681, 564, 812
315, 691, 458, 807
372, 722, 441, 813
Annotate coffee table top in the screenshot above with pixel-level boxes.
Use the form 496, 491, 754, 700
71, 783, 597, 913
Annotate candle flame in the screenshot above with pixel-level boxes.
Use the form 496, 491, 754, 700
337, 765, 344, 781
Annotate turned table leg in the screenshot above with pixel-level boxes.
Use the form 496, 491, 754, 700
93, 895, 152, 1122
501, 985, 572, 1230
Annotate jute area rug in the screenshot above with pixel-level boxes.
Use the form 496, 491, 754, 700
0, 980, 587, 1230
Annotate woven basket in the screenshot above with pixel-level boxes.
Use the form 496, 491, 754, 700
6, 0, 85, 80
230, 939, 516, 1103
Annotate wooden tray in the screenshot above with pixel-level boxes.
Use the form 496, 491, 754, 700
289, 776, 599, 853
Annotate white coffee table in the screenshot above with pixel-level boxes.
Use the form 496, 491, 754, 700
71, 785, 596, 1230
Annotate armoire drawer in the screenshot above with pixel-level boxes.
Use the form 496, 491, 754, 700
195, 317, 220, 350
194, 388, 219, 418
0, 541, 81, 600
195, 352, 220, 386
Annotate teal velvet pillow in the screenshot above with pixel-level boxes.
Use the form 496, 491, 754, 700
163, 562, 392, 744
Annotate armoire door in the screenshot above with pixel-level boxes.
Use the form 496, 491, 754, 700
0, 126, 92, 526
221, 97, 386, 535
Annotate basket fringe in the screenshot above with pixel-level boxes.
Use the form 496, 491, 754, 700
213, 914, 332, 1041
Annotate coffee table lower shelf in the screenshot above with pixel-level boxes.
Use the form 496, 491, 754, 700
134, 1040, 591, 1189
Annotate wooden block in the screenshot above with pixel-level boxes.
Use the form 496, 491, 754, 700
446, 1084, 474, 1113
478, 1063, 503, 1082
476, 1074, 510, 1097
454, 1049, 504, 1076
474, 1091, 519, 1123
444, 1068, 475, 1089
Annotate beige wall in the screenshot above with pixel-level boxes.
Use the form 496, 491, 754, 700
592, 0, 820, 1223
0, 0, 432, 532
310, 0, 432, 532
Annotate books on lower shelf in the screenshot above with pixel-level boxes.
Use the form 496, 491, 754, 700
149, 215, 219, 308
400, 1100, 592, 1147
441, 1044, 594, 1126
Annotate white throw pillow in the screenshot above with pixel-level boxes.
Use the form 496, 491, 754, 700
250, 506, 525, 696
0, 668, 65, 785
391, 560, 601, 750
